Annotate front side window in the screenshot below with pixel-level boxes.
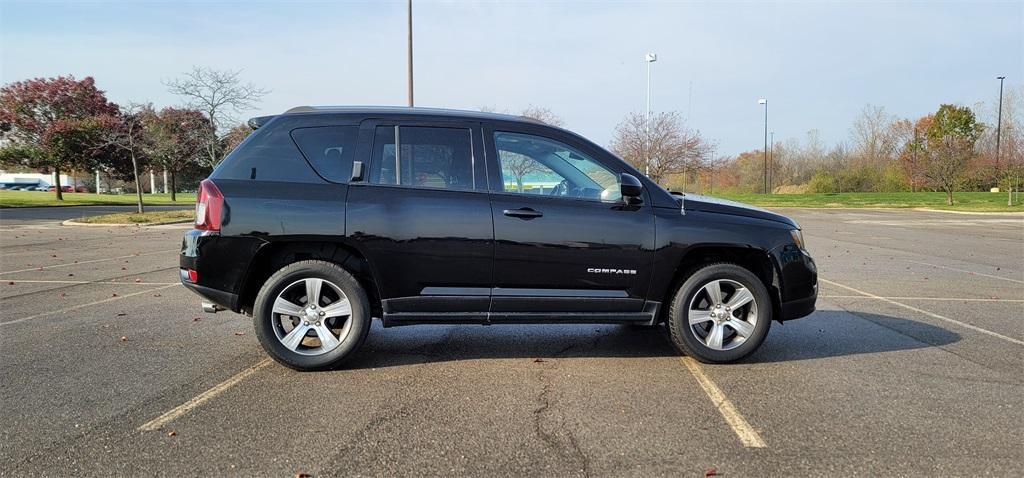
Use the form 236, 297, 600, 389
369, 126, 474, 190
494, 131, 620, 201
290, 126, 359, 182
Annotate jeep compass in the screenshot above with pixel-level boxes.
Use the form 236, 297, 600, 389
181, 106, 817, 370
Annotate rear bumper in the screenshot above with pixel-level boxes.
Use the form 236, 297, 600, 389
181, 279, 238, 312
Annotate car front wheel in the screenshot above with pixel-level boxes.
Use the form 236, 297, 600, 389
667, 263, 771, 363
253, 260, 371, 371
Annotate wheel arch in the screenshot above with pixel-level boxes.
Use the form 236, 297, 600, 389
236, 240, 381, 317
659, 244, 782, 323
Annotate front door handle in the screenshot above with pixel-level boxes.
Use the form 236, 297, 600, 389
503, 207, 543, 219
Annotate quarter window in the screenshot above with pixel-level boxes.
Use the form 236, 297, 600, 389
370, 126, 474, 190
290, 126, 359, 183
494, 131, 620, 201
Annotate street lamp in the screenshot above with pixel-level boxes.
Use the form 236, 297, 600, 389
645, 53, 657, 177
407, 0, 414, 107
996, 76, 1007, 205
769, 131, 774, 193
995, 76, 1005, 171
758, 98, 768, 194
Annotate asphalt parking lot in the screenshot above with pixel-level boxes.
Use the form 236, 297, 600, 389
1, 206, 1021, 477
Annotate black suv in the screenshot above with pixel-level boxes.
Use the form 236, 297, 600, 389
181, 106, 817, 370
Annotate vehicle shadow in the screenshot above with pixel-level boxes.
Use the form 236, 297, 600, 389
339, 309, 960, 370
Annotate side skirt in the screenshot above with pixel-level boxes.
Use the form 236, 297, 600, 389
381, 302, 661, 327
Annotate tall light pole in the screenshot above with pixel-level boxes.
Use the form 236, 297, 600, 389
645, 53, 657, 177
995, 76, 1005, 171
407, 0, 414, 107
769, 131, 774, 193
758, 98, 768, 194
995, 76, 1007, 205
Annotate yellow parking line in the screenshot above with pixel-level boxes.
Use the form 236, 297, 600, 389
680, 356, 767, 448
820, 278, 1024, 346
138, 358, 273, 431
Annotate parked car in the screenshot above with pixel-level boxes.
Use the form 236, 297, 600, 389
180, 106, 817, 370
45, 186, 73, 192
75, 186, 89, 193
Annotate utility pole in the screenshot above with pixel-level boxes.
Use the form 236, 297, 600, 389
407, 0, 414, 107
758, 99, 768, 194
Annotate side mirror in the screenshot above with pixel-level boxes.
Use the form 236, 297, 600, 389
620, 173, 643, 203
350, 161, 365, 182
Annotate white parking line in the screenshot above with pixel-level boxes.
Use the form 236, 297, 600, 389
5, 279, 180, 285
906, 260, 1024, 285
820, 295, 1024, 303
0, 249, 178, 275
680, 356, 767, 448
819, 278, 1024, 346
0, 283, 180, 327
138, 358, 273, 431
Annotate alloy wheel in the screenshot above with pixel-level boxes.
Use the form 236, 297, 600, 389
687, 279, 758, 351
270, 278, 353, 356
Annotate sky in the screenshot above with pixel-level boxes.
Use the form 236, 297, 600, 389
1, 0, 1021, 156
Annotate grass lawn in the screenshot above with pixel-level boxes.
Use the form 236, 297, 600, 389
71, 209, 194, 225
709, 191, 1023, 212
0, 190, 196, 208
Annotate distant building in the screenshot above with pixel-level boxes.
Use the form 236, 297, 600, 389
0, 170, 83, 188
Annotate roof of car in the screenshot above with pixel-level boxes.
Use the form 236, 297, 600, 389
282, 105, 544, 124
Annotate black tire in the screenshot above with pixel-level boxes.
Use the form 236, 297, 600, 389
666, 263, 771, 363
253, 260, 371, 371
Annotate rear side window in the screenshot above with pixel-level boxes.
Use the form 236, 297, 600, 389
213, 121, 322, 183
290, 126, 359, 183
369, 126, 474, 190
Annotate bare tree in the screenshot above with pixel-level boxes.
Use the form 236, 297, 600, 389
519, 105, 565, 127
98, 104, 150, 213
851, 104, 898, 165
164, 67, 268, 166
610, 111, 713, 184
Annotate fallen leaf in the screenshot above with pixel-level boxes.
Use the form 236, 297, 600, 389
121, 267, 127, 271
68, 273, 74, 277
117, 313, 126, 317
153, 294, 162, 297
991, 295, 1000, 300
192, 317, 201, 322
51, 254, 57, 257
704, 468, 718, 478
134, 278, 142, 283
295, 473, 312, 478
120, 336, 129, 342
234, 332, 246, 336
167, 430, 177, 437
59, 293, 66, 298
533, 358, 545, 363
111, 293, 119, 297
7, 281, 14, 285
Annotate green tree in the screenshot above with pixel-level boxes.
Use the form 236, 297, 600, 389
0, 76, 118, 200
922, 104, 984, 205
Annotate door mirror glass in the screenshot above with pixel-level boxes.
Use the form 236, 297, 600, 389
620, 173, 643, 203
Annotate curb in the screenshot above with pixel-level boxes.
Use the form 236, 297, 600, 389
61, 219, 193, 227
911, 208, 1024, 216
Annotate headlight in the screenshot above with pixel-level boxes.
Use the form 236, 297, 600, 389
790, 229, 806, 251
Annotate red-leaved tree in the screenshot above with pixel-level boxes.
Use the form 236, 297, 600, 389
0, 76, 118, 200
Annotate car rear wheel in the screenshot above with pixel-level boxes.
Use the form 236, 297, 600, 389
667, 263, 771, 363
253, 260, 371, 371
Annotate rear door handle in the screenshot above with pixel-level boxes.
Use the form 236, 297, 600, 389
503, 207, 543, 219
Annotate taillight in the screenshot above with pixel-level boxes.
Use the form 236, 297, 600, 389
195, 179, 224, 231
